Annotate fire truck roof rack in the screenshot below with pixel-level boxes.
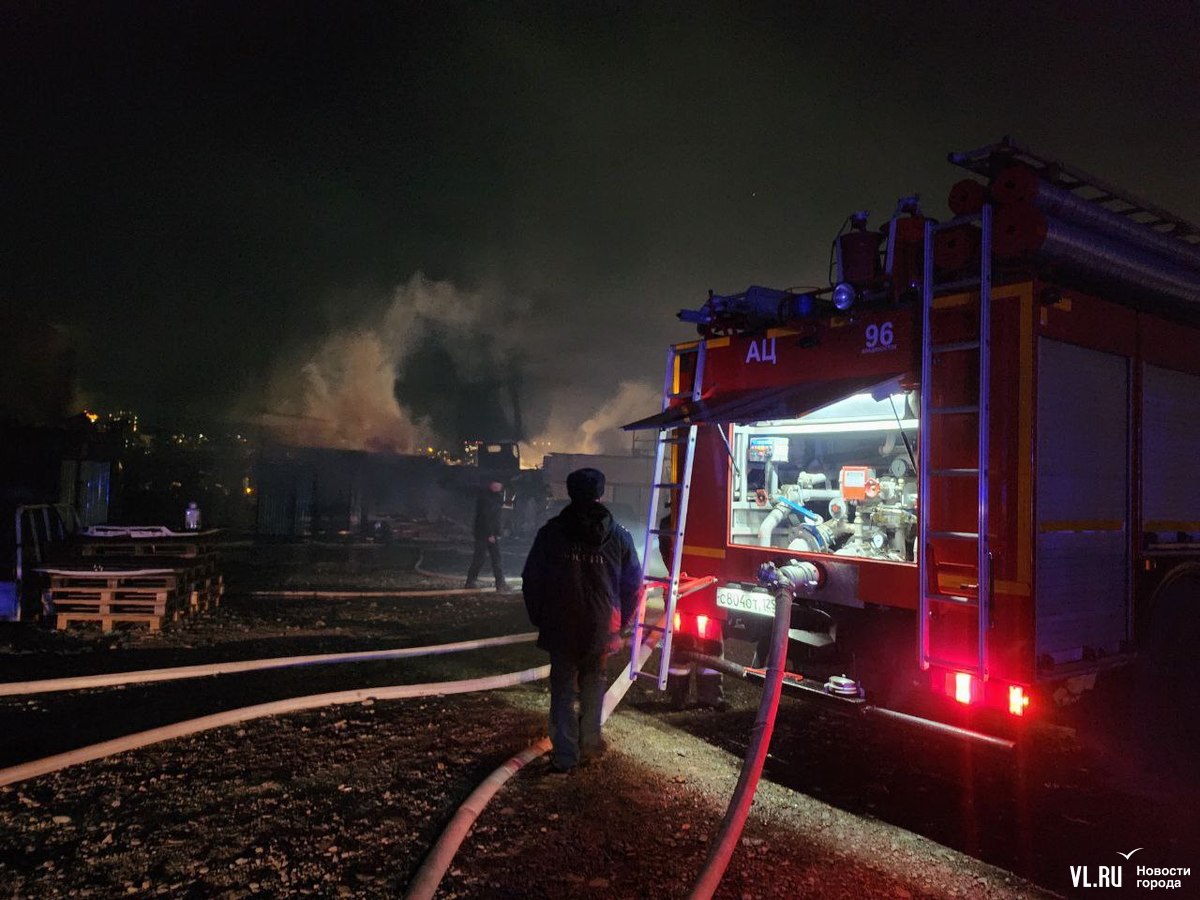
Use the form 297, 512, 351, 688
950, 136, 1200, 245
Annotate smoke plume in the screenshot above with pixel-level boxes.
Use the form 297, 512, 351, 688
522, 380, 660, 460
254, 273, 653, 458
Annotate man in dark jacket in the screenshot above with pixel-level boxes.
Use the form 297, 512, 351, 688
465, 480, 509, 591
522, 467, 642, 773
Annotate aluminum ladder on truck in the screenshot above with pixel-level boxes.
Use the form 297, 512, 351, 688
630, 341, 706, 690
950, 135, 1200, 250
918, 205, 993, 681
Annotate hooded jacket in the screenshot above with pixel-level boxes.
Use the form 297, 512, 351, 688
522, 500, 642, 656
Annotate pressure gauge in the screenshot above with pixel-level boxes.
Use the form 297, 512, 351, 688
870, 531, 887, 551
890, 457, 909, 477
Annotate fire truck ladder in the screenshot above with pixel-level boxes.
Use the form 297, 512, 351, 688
631, 341, 706, 690
951, 136, 1200, 249
918, 205, 993, 680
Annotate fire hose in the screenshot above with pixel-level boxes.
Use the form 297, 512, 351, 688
403, 615, 666, 900
406, 566, 824, 900
0, 662, 550, 788
0, 633, 538, 697
0, 580, 545, 784
688, 560, 817, 900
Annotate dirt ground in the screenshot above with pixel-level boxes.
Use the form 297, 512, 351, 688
1, 540, 1196, 899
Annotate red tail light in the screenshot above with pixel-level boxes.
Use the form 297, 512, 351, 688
943, 671, 976, 704
954, 671, 974, 704
935, 669, 1033, 717
1008, 685, 1030, 717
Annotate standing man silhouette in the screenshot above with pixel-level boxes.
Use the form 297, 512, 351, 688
465, 480, 509, 591
522, 468, 642, 773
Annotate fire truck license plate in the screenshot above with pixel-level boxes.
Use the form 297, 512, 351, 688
716, 586, 775, 618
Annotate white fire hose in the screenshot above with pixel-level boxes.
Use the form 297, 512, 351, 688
688, 560, 818, 900
0, 661, 550, 788
0, 633, 538, 697
403, 616, 666, 900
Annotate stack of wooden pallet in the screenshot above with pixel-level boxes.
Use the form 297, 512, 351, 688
40, 528, 225, 633
40, 566, 183, 632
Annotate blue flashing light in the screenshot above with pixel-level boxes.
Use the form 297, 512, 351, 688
832, 282, 856, 311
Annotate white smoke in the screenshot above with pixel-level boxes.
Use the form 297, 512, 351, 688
523, 379, 660, 458
379, 273, 531, 370
253, 273, 657, 456
258, 329, 430, 453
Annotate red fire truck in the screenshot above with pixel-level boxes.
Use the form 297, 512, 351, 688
624, 138, 1200, 742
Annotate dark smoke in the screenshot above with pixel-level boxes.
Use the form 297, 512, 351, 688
394, 325, 523, 445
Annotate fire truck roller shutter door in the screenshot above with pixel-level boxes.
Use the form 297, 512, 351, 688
1035, 339, 1129, 667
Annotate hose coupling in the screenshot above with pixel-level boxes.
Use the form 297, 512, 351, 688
757, 559, 822, 596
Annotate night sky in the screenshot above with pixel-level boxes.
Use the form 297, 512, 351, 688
3, 2, 1198, 452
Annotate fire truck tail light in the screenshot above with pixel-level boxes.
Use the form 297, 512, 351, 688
945, 671, 975, 704
1008, 685, 1030, 716
673, 612, 712, 639
935, 669, 1031, 715
954, 671, 973, 704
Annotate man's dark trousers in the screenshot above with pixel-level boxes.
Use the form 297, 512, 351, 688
466, 538, 505, 588
548, 649, 607, 770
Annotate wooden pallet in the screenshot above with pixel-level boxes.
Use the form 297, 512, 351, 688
40, 566, 186, 632
48, 591, 177, 629
50, 592, 172, 612
76, 528, 220, 560
54, 611, 177, 633
50, 595, 183, 633
78, 540, 216, 559
48, 570, 183, 591
38, 547, 224, 630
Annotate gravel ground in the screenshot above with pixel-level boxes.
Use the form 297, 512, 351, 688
0, 540, 1195, 898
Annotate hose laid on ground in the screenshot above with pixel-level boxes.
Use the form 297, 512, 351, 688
0, 633, 537, 697
413, 548, 525, 586
688, 562, 814, 900
403, 737, 552, 900
413, 571, 525, 588
248, 588, 496, 599
0, 664, 550, 788
403, 617, 665, 900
